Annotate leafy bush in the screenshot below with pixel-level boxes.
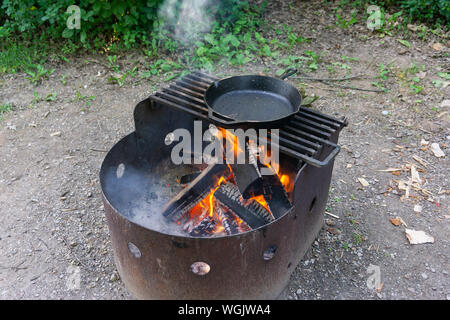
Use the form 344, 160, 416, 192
363, 0, 449, 27
399, 0, 449, 26
0, 0, 255, 48
1, 1, 154, 47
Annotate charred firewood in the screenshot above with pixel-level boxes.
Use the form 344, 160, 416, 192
244, 199, 274, 224
179, 171, 201, 184
162, 162, 230, 221
214, 182, 266, 229
214, 204, 239, 235
262, 173, 292, 219
231, 164, 263, 199
231, 142, 263, 199
189, 216, 217, 237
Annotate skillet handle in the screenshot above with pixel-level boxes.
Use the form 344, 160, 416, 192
278, 68, 297, 80
207, 107, 240, 126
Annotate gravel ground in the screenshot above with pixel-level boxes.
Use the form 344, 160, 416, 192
0, 0, 448, 299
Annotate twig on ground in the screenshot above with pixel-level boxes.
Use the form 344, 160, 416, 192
322, 81, 386, 92
293, 74, 365, 82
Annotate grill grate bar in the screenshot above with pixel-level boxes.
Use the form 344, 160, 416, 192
148, 72, 346, 166
295, 112, 340, 130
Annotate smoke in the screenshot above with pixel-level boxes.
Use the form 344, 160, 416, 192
158, 0, 219, 46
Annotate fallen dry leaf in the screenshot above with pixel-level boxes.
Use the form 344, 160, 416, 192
432, 42, 444, 51
405, 229, 434, 245
358, 177, 369, 187
431, 143, 445, 158
327, 227, 341, 235
390, 217, 407, 227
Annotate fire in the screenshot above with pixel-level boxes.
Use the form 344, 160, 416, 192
249, 194, 270, 213
216, 127, 244, 161
180, 127, 293, 236
208, 176, 226, 217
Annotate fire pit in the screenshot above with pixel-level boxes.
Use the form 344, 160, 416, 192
100, 72, 347, 299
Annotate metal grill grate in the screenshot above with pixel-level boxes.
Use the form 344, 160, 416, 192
149, 71, 347, 167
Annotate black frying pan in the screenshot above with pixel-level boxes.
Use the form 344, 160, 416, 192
204, 69, 301, 128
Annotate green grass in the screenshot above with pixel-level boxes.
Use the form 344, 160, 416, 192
0, 40, 48, 74
0, 103, 13, 120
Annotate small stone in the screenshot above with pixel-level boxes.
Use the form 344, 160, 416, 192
421, 272, 428, 280
440, 99, 450, 108
296, 289, 302, 295
413, 205, 422, 213
381, 110, 389, 116
110, 273, 119, 282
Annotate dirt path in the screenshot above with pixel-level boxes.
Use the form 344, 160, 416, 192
0, 1, 448, 299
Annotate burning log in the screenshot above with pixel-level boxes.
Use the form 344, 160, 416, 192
262, 173, 292, 219
214, 182, 266, 229
231, 164, 263, 199
189, 216, 218, 237
244, 199, 274, 224
179, 171, 201, 184
231, 142, 265, 199
162, 163, 230, 221
215, 203, 240, 235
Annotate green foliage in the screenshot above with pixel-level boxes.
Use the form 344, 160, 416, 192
0, 103, 13, 120
399, 0, 449, 26
338, 0, 449, 28
1, 0, 166, 48
25, 64, 54, 85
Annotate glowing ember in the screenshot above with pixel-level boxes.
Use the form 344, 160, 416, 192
179, 127, 294, 236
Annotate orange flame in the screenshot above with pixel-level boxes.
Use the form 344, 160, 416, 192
249, 194, 270, 212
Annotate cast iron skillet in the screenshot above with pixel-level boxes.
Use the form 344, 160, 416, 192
204, 68, 301, 128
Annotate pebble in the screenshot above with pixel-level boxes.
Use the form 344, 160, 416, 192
381, 110, 389, 116
296, 289, 302, 295
421, 273, 428, 280
110, 273, 119, 282
440, 100, 450, 108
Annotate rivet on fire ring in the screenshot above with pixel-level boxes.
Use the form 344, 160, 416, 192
264, 245, 277, 261
127, 242, 141, 258
164, 132, 175, 145
190, 262, 210, 276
